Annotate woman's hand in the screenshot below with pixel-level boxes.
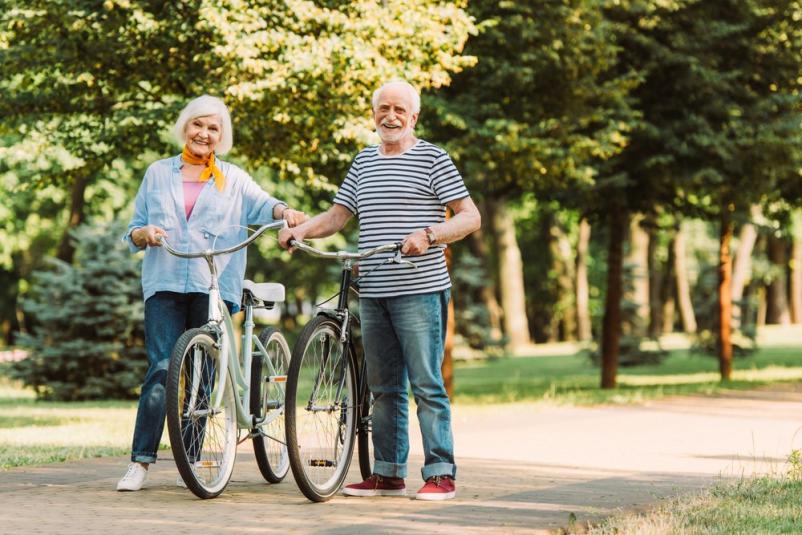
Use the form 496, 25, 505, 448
282, 208, 309, 227
131, 225, 167, 248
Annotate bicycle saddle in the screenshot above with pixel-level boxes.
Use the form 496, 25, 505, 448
242, 280, 285, 305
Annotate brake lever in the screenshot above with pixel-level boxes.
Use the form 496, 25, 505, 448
392, 249, 418, 269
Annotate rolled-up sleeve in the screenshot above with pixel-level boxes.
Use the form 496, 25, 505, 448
123, 171, 150, 253
242, 174, 284, 225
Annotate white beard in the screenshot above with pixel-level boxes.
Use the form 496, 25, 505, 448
377, 124, 413, 143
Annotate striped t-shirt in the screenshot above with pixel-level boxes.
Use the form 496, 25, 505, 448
333, 140, 469, 298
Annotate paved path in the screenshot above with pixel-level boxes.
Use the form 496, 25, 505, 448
3, 388, 802, 534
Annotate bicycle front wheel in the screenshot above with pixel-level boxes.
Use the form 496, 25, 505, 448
286, 315, 357, 502
250, 327, 291, 483
166, 328, 237, 499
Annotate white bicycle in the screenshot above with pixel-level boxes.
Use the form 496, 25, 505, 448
160, 220, 291, 499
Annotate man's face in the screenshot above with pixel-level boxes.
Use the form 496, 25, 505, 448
373, 86, 418, 143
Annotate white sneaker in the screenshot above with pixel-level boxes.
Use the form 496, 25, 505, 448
117, 463, 148, 491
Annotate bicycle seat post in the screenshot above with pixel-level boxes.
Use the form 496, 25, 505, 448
204, 252, 223, 323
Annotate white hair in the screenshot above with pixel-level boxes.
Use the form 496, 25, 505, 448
371, 79, 421, 114
172, 95, 233, 155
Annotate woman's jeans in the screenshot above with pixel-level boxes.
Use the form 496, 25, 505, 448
130, 292, 236, 464
360, 289, 456, 481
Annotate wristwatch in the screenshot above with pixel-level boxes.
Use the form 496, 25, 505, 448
424, 227, 437, 245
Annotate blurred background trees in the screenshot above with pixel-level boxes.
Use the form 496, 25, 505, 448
2, 0, 801, 397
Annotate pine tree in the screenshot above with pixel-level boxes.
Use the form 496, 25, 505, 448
13, 223, 146, 400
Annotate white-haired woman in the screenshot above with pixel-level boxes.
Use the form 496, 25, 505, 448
116, 95, 306, 491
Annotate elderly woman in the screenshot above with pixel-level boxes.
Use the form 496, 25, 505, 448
117, 95, 306, 491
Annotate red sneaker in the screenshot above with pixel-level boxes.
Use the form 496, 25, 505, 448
415, 475, 456, 501
342, 474, 407, 497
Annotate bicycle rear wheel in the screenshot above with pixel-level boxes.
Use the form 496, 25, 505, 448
286, 315, 357, 502
166, 328, 237, 499
357, 389, 373, 481
250, 327, 290, 483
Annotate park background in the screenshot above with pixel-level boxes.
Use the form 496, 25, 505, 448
2, 1, 802, 533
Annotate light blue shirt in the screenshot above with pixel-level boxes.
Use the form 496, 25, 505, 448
124, 155, 284, 304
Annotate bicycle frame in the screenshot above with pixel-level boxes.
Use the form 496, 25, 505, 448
162, 221, 287, 432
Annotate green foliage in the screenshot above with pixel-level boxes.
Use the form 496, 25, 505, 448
451, 246, 506, 351
11, 223, 146, 400
426, 0, 636, 199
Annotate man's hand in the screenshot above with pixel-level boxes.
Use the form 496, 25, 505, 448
278, 227, 305, 250
132, 225, 167, 248
282, 208, 309, 227
401, 229, 430, 256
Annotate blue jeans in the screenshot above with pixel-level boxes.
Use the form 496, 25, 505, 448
131, 292, 236, 463
360, 289, 456, 481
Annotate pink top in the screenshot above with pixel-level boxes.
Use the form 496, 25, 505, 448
183, 181, 206, 219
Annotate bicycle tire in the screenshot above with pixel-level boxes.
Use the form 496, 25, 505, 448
250, 327, 291, 483
357, 388, 373, 480
166, 328, 237, 499
286, 315, 358, 502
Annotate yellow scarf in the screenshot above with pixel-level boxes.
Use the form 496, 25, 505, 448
181, 146, 225, 192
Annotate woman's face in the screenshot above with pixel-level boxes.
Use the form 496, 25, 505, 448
184, 115, 223, 159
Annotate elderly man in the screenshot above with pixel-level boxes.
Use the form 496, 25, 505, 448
279, 79, 480, 501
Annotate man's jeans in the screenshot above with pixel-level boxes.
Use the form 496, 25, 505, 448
131, 292, 236, 463
360, 289, 456, 481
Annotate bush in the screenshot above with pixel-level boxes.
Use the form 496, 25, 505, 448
12, 223, 146, 400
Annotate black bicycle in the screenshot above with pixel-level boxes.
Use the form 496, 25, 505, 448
284, 239, 415, 502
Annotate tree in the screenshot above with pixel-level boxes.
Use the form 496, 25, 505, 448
605, 0, 802, 381
0, 0, 475, 340
425, 0, 636, 353
12, 223, 146, 400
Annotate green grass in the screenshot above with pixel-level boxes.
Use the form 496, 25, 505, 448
453, 346, 802, 405
0, 377, 142, 469
3, 343, 802, 470
583, 475, 802, 534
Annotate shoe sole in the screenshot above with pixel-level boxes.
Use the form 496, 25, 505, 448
116, 485, 143, 492
342, 488, 407, 497
415, 491, 456, 501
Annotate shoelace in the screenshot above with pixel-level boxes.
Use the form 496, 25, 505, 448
429, 475, 449, 487
123, 464, 139, 479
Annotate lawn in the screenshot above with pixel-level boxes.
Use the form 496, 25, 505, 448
452, 345, 802, 405
3, 342, 802, 469
583, 474, 802, 535
0, 377, 140, 469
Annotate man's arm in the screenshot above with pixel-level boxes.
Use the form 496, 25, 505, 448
278, 203, 354, 249
401, 196, 481, 255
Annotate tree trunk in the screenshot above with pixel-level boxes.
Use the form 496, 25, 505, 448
718, 212, 734, 381
647, 221, 662, 338
56, 173, 90, 263
731, 206, 760, 329
442, 220, 455, 397
490, 197, 532, 350
623, 213, 650, 337
791, 227, 802, 324
766, 235, 791, 325
674, 223, 697, 333
548, 213, 577, 341
660, 232, 677, 333
601, 209, 626, 389
576, 217, 592, 341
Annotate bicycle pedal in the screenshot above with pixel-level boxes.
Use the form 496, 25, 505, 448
309, 459, 335, 467
194, 460, 221, 469
268, 375, 287, 383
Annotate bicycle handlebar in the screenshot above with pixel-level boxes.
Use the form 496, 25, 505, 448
288, 239, 402, 261
160, 220, 287, 259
